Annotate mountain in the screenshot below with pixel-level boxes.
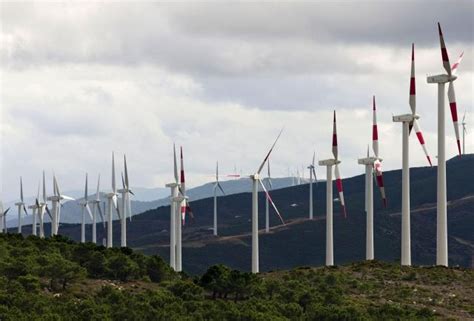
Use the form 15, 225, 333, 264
13, 155, 474, 275
5, 177, 301, 227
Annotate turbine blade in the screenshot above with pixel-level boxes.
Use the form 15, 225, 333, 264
332, 111, 338, 160
409, 43, 416, 117
121, 172, 125, 189
438, 22, 452, 76
257, 128, 284, 175
84, 173, 88, 201
173, 143, 179, 183
373, 160, 387, 208
45, 206, 52, 221
217, 182, 226, 196
23, 205, 28, 216
216, 161, 219, 182
312, 151, 315, 167
334, 164, 347, 218
127, 194, 132, 222
86, 204, 93, 221
180, 146, 186, 193
96, 174, 101, 201
448, 81, 462, 155
98, 203, 105, 227
112, 152, 116, 193
258, 179, 285, 225
55, 176, 62, 198
372, 96, 379, 158
413, 119, 433, 166
451, 51, 464, 75
42, 171, 46, 203
124, 154, 129, 188
20, 177, 24, 202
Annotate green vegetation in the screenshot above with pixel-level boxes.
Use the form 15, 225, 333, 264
0, 234, 473, 320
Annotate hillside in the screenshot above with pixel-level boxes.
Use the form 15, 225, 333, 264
14, 155, 474, 274
0, 234, 473, 320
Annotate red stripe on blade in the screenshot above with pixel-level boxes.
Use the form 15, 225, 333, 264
410, 78, 416, 95
416, 132, 425, 144
450, 102, 458, 122
372, 125, 378, 140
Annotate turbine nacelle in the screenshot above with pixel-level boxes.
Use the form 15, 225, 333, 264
357, 156, 381, 165
427, 74, 457, 84
318, 159, 340, 166
392, 113, 419, 123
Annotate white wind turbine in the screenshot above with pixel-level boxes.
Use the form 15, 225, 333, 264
118, 155, 133, 247
427, 23, 464, 267
461, 111, 467, 155
165, 144, 180, 270
358, 96, 387, 261
393, 44, 432, 266
106, 152, 120, 248
37, 171, 52, 238
307, 152, 317, 220
27, 182, 40, 236
14, 177, 28, 233
48, 175, 75, 236
250, 129, 285, 273
78, 174, 93, 243
89, 174, 105, 244
213, 161, 226, 236
264, 159, 273, 233
318, 111, 347, 267
0, 201, 10, 233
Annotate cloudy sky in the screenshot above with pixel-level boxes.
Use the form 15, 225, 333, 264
1, 1, 473, 201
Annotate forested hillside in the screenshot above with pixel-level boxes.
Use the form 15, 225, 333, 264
0, 234, 473, 320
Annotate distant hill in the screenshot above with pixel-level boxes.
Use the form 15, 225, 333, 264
13, 155, 474, 274
5, 177, 302, 226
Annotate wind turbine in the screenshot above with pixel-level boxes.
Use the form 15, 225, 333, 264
106, 152, 120, 248
250, 129, 285, 273
307, 151, 317, 220
318, 111, 347, 266
0, 201, 10, 233
89, 175, 105, 244
118, 155, 133, 247
165, 144, 180, 270
213, 161, 225, 236
37, 171, 52, 238
427, 23, 463, 266
462, 112, 467, 155
48, 175, 74, 236
263, 160, 273, 233
28, 182, 40, 236
393, 43, 432, 266
174, 146, 191, 272
78, 173, 93, 243
14, 177, 28, 233
358, 96, 387, 261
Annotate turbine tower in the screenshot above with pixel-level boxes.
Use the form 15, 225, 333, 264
0, 201, 10, 233
106, 152, 120, 248
175, 146, 191, 272
461, 112, 467, 155
427, 23, 463, 266
89, 175, 105, 244
14, 177, 28, 233
213, 161, 225, 236
264, 159, 272, 233
250, 129, 285, 273
318, 111, 347, 266
118, 155, 133, 247
37, 171, 51, 238
28, 182, 40, 236
393, 43, 432, 266
165, 144, 180, 270
78, 173, 93, 243
358, 96, 387, 260
307, 151, 317, 220
48, 175, 74, 236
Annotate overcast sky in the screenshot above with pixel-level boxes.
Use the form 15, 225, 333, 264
1, 1, 473, 201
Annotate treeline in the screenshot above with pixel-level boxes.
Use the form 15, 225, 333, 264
0, 234, 452, 320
